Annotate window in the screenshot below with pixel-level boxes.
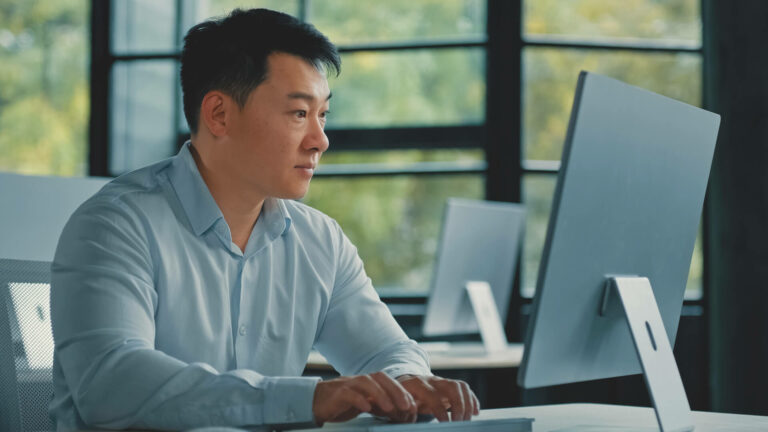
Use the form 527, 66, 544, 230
304, 0, 488, 294
520, 0, 704, 299
93, 0, 705, 305
0, 0, 89, 176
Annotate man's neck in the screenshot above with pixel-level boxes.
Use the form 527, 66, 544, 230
189, 141, 264, 252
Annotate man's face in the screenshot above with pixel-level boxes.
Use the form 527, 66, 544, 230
224, 52, 331, 200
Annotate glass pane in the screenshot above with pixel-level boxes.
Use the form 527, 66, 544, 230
522, 174, 705, 299
327, 49, 485, 128
112, 0, 177, 54
0, 0, 89, 176
521, 175, 557, 298
303, 175, 484, 293
321, 149, 484, 165
523, 48, 701, 161
110, 61, 177, 174
524, 0, 701, 46
686, 228, 703, 300
179, 0, 299, 45
310, 0, 486, 45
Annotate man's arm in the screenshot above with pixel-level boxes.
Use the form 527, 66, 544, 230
51, 200, 318, 430
311, 220, 479, 422
312, 220, 430, 377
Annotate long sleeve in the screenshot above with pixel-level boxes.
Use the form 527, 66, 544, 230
313, 220, 431, 379
50, 199, 319, 431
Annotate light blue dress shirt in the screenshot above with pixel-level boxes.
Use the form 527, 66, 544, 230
49, 142, 430, 431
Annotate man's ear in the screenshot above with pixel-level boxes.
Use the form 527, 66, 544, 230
200, 91, 231, 137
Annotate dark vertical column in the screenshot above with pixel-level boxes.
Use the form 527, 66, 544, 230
485, 0, 522, 204
89, 0, 111, 176
485, 0, 524, 341
704, 0, 768, 415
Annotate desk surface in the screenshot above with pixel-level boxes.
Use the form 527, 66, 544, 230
306, 343, 524, 371
305, 404, 768, 432
478, 403, 768, 432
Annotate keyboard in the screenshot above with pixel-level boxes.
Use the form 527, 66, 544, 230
305, 414, 533, 432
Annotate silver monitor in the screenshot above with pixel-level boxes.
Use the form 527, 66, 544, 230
518, 72, 720, 432
422, 198, 525, 337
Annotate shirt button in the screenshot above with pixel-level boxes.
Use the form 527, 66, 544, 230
238, 325, 247, 336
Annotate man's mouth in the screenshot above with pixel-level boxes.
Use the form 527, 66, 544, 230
295, 163, 316, 177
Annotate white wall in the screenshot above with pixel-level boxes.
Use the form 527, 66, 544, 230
0, 172, 110, 261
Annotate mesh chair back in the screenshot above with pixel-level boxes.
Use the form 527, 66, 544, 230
0, 259, 54, 432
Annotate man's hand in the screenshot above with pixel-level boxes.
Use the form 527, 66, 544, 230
396, 375, 480, 422
312, 372, 418, 425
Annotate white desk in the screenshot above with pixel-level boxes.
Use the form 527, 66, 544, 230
476, 403, 768, 431
308, 404, 768, 432
306, 343, 524, 371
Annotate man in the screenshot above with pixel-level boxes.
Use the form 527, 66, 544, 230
50, 8, 479, 431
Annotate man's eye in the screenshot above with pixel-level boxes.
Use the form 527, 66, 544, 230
295, 110, 307, 118
320, 110, 330, 119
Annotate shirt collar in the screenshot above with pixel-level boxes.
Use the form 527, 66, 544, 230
167, 141, 292, 238
259, 197, 293, 242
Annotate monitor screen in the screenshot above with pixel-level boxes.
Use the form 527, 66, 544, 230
422, 198, 525, 337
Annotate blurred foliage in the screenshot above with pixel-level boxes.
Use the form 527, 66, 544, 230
305, 149, 484, 291
327, 49, 485, 128
304, 174, 484, 291
198, 0, 297, 27
0, 0, 88, 175
309, 0, 485, 45
321, 149, 484, 165
524, 48, 701, 160
525, 0, 700, 44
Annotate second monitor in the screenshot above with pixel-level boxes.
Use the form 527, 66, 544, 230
422, 198, 525, 338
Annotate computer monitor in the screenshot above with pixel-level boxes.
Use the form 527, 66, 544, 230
517, 72, 720, 431
422, 198, 525, 337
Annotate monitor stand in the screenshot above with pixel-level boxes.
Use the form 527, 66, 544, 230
601, 276, 694, 432
464, 281, 508, 353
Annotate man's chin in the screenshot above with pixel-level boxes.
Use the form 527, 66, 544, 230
276, 187, 310, 201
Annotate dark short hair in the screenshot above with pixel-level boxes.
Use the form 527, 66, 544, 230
181, 8, 341, 133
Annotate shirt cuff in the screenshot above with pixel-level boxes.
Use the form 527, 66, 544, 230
381, 364, 433, 380
263, 376, 321, 427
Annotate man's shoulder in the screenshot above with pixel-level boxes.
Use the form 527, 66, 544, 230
281, 199, 343, 239
282, 199, 334, 222
75, 158, 174, 217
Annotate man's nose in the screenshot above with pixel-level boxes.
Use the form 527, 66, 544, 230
304, 117, 329, 153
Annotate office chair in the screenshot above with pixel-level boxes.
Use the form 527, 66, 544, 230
0, 258, 55, 432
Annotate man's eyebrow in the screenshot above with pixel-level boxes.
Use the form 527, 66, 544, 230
286, 91, 333, 101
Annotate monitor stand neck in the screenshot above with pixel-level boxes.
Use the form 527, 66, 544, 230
601, 276, 694, 432
464, 281, 508, 353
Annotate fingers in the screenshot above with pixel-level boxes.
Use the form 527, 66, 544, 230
314, 374, 478, 426
455, 380, 478, 420
432, 379, 467, 421
400, 376, 480, 422
403, 377, 451, 422
325, 388, 370, 423
371, 372, 417, 411
351, 373, 396, 413
469, 383, 481, 415
340, 386, 372, 414
369, 372, 418, 422
314, 380, 371, 425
